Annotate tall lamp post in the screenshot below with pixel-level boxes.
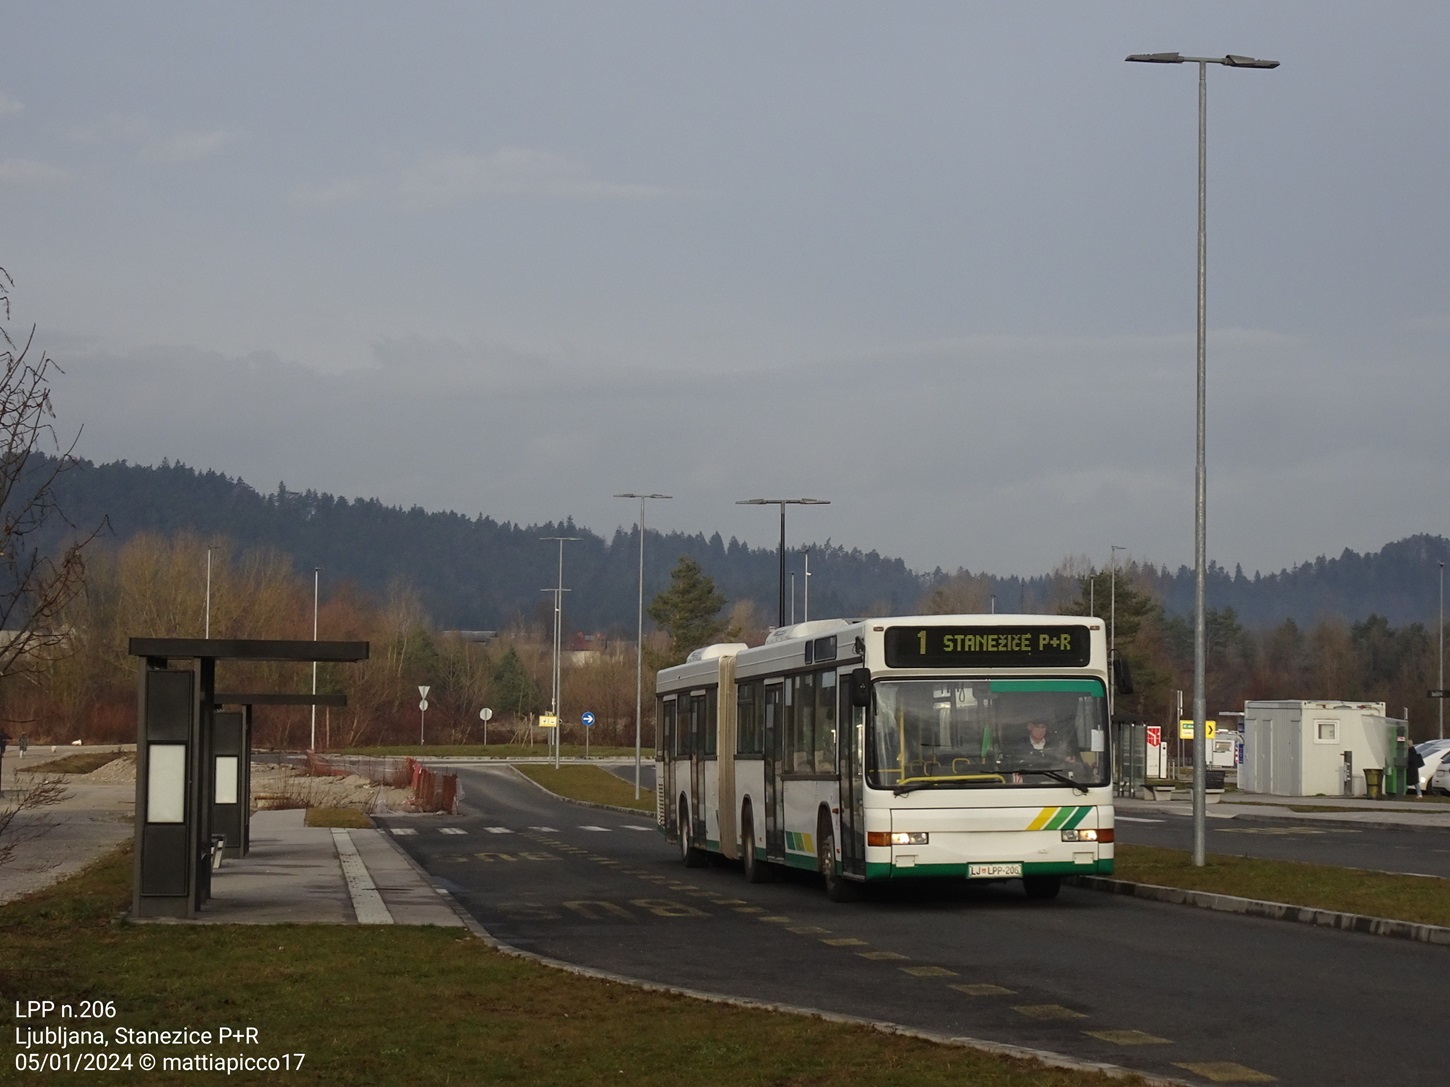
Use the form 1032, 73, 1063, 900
615, 492, 672, 799
541, 536, 579, 769
310, 567, 320, 751
1127, 50, 1278, 866
1440, 561, 1445, 740
1110, 545, 1125, 717
736, 498, 830, 627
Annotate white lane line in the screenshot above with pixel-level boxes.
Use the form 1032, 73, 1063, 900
1115, 816, 1165, 824
483, 826, 514, 834
389, 827, 417, 836
332, 829, 394, 925
579, 825, 610, 832
439, 827, 467, 835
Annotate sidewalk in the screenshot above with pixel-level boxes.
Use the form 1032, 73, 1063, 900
1114, 790, 1450, 830
0, 751, 464, 926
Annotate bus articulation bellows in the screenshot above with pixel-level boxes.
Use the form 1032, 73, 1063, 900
656, 614, 1115, 901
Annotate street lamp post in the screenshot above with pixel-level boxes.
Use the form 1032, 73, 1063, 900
542, 536, 579, 769
1110, 545, 1125, 717
205, 546, 215, 639
803, 546, 812, 623
1440, 561, 1445, 740
1127, 50, 1278, 867
310, 567, 319, 751
615, 493, 672, 799
736, 498, 830, 627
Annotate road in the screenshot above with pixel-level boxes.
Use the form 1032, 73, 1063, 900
379, 764, 1446, 1087
1116, 805, 1450, 877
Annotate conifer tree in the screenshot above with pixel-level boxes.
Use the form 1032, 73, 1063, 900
647, 555, 731, 667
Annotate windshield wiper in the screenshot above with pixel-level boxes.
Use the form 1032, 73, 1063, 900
1011, 767, 1090, 794
892, 772, 1007, 797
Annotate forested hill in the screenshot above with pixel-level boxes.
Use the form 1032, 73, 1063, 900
40, 455, 1450, 632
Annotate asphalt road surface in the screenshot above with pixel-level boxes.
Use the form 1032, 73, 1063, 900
378, 764, 1447, 1087
1116, 807, 1450, 877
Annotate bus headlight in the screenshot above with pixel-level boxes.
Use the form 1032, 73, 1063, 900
867, 832, 929, 847
1061, 828, 1113, 843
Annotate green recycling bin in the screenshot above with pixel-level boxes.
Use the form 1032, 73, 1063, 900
1363, 767, 1383, 799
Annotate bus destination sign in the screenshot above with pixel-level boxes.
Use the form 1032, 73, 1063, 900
884, 625, 1092, 669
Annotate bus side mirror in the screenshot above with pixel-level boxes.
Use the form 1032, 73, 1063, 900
849, 667, 871, 708
1113, 656, 1134, 695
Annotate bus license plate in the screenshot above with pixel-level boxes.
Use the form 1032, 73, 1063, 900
968, 862, 1021, 879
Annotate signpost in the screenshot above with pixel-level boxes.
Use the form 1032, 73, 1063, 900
418, 685, 430, 745
479, 706, 493, 747
581, 711, 595, 758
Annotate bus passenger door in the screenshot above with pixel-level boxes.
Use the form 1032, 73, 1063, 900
688, 692, 708, 844
763, 682, 784, 861
660, 696, 678, 833
838, 678, 866, 877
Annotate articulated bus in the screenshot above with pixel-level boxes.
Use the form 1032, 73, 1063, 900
656, 614, 1114, 900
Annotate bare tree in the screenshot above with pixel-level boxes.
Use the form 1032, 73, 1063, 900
0, 771, 69, 873
0, 267, 103, 686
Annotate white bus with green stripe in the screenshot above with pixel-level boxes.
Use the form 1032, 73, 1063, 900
657, 614, 1115, 901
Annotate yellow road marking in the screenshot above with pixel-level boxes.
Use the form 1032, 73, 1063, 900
1013, 1004, 1087, 1020
951, 983, 1015, 996
822, 937, 868, 947
901, 965, 957, 977
857, 950, 908, 960
1085, 1029, 1172, 1046
1172, 1062, 1276, 1083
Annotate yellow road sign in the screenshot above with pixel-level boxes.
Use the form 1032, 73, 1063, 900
1178, 719, 1216, 740
539, 714, 559, 729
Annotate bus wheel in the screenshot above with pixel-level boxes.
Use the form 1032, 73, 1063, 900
679, 802, 706, 868
742, 808, 771, 884
818, 812, 859, 902
1023, 875, 1061, 900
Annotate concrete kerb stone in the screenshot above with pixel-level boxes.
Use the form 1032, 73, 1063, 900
1070, 875, 1450, 946
489, 764, 1194, 1087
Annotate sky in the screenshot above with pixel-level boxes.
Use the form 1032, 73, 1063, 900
4, 3, 1448, 580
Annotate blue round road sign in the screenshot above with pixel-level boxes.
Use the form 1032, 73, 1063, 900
581, 711, 596, 728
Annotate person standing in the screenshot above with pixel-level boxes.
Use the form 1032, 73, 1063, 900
1408, 741, 1426, 798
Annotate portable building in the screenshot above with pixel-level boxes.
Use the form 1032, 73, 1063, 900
1240, 701, 1406, 796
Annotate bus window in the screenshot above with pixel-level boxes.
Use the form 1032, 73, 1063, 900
815, 671, 837, 772
788, 672, 816, 773
867, 679, 1108, 789
737, 680, 763, 756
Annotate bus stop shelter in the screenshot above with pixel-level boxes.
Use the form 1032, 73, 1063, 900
129, 638, 368, 920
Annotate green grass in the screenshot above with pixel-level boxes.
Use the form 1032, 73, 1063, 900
1113, 844, 1450, 926
0, 849, 1141, 1087
304, 807, 373, 829
513, 763, 655, 812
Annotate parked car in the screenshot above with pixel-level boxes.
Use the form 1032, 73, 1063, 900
1416, 739, 1450, 795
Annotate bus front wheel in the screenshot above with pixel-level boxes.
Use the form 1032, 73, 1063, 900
818, 812, 859, 902
1023, 875, 1061, 900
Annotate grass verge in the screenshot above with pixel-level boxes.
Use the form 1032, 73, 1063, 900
304, 807, 373, 829
512, 763, 655, 812
1, 849, 1142, 1087
1113, 844, 1450, 927
15, 750, 130, 775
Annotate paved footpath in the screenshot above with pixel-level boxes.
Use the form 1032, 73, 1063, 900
1, 748, 464, 926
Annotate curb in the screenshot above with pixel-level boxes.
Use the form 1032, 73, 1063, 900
1071, 875, 1450, 946
474, 764, 1192, 1085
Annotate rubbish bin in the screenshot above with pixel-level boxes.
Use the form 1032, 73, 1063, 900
1204, 769, 1225, 791
1363, 767, 1383, 799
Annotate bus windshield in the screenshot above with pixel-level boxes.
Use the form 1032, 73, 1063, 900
866, 678, 1109, 792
